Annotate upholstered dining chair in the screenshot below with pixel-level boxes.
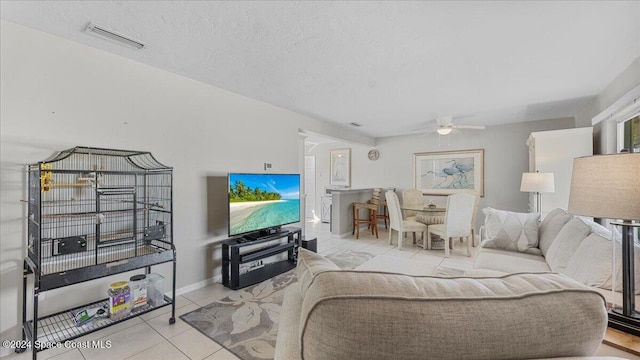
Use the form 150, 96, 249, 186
426, 192, 476, 257
401, 189, 424, 221
385, 190, 427, 250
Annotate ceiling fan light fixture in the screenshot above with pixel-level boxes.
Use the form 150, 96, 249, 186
436, 127, 452, 135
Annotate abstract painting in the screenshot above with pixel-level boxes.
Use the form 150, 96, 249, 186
330, 148, 351, 186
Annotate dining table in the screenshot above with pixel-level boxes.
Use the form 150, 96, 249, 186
400, 204, 447, 249
400, 205, 446, 220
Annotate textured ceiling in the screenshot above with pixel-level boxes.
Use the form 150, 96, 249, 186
2, 1, 639, 137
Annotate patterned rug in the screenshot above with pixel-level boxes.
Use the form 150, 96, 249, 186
180, 248, 374, 360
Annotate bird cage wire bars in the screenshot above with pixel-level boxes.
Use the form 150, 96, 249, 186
20, 146, 176, 358
27, 146, 173, 279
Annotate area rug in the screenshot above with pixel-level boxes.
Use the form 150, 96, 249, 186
180, 248, 374, 360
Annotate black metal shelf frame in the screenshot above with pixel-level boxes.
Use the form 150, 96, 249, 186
222, 227, 301, 290
20, 146, 177, 360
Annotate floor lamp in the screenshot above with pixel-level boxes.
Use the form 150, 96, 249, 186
520, 172, 555, 214
568, 153, 640, 335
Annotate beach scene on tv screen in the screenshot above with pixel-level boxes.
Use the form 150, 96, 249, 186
229, 174, 300, 236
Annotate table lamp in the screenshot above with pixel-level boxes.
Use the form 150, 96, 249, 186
568, 153, 640, 335
520, 172, 555, 213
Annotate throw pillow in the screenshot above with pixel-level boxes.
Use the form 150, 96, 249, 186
577, 216, 620, 240
480, 207, 540, 255
563, 233, 640, 292
297, 248, 340, 295
561, 233, 611, 288
544, 218, 591, 272
538, 208, 572, 256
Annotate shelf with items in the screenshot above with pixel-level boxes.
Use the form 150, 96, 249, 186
222, 227, 301, 290
21, 294, 173, 351
20, 146, 176, 359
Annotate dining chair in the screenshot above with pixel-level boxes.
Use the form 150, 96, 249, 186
401, 189, 424, 221
426, 192, 476, 257
385, 190, 427, 250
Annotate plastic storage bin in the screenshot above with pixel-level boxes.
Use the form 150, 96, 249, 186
108, 281, 131, 320
130, 274, 148, 309
146, 273, 165, 307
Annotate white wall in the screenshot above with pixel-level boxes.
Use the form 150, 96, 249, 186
306, 117, 576, 226
0, 20, 373, 353
576, 56, 640, 154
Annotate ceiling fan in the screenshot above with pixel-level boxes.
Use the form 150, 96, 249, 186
415, 115, 486, 135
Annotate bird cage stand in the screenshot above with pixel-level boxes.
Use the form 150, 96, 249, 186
18, 147, 176, 359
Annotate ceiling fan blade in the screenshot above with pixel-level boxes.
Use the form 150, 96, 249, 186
452, 125, 486, 130
436, 116, 454, 127
418, 128, 438, 136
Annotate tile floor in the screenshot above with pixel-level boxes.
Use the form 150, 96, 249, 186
3, 220, 637, 359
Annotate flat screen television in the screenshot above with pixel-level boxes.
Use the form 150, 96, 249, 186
228, 173, 301, 238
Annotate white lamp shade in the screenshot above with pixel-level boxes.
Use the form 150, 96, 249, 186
437, 128, 452, 135
520, 172, 555, 193
568, 153, 640, 221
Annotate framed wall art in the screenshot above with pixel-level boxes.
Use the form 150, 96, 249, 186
330, 148, 351, 187
413, 149, 484, 197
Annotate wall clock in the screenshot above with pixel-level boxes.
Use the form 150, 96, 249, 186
368, 149, 380, 161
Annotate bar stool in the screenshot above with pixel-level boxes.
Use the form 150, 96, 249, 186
368, 188, 387, 229
352, 202, 378, 239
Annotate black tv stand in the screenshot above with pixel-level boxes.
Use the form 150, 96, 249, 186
222, 227, 301, 290
243, 227, 285, 241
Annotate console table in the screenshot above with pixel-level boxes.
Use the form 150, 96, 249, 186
222, 227, 301, 290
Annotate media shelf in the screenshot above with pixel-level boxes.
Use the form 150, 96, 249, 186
222, 227, 301, 290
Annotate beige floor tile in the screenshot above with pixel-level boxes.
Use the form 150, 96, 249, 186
410, 250, 446, 266
359, 243, 396, 255
190, 287, 237, 307
181, 284, 234, 304
47, 349, 85, 360
168, 328, 221, 360
2, 349, 53, 360
72, 316, 143, 344
7, 347, 77, 360
316, 239, 342, 254
203, 348, 241, 360
125, 340, 189, 360
338, 238, 378, 250
139, 296, 194, 321
144, 303, 200, 338
79, 322, 164, 360
383, 245, 421, 258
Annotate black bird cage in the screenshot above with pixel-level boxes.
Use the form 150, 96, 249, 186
26, 146, 173, 284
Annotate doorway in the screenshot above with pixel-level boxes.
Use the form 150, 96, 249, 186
304, 155, 317, 221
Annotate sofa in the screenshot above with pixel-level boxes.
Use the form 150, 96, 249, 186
473, 208, 638, 302
275, 248, 609, 360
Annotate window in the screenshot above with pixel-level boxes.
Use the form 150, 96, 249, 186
622, 116, 640, 153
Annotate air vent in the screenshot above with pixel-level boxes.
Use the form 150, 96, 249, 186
349, 122, 362, 127
85, 23, 146, 49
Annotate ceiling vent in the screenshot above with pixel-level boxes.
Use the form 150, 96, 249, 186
349, 122, 362, 127
85, 23, 146, 49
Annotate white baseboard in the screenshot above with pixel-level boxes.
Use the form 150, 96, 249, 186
173, 274, 221, 297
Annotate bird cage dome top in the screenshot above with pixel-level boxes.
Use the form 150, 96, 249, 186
33, 146, 172, 172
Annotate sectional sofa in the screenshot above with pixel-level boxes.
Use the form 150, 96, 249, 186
275, 248, 609, 360
473, 208, 638, 305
